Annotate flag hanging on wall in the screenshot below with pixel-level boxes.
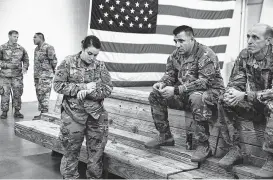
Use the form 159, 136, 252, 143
88, 0, 236, 87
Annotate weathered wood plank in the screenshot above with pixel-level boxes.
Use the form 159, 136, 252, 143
232, 165, 261, 179
14, 121, 197, 178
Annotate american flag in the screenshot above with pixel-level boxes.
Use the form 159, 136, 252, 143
88, 0, 236, 87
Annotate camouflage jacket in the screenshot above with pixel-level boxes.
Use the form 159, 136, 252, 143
0, 42, 29, 77
53, 52, 113, 122
34, 42, 57, 78
159, 40, 224, 94
228, 45, 273, 102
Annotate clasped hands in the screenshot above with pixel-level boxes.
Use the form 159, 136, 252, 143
77, 82, 96, 101
153, 82, 174, 99
223, 87, 245, 106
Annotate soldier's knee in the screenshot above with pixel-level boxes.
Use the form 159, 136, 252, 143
189, 92, 203, 108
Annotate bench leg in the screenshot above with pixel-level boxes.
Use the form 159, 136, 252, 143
102, 156, 109, 179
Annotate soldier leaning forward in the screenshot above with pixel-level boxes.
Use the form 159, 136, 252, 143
33, 32, 57, 120
216, 23, 273, 178
53, 35, 113, 179
0, 30, 29, 119
144, 25, 225, 163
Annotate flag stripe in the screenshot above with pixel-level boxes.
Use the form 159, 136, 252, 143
101, 41, 227, 54
156, 26, 230, 37
157, 15, 232, 29
105, 61, 224, 73
113, 81, 157, 87
106, 63, 165, 72
158, 5, 234, 20
110, 72, 164, 81
90, 29, 230, 46
159, 0, 236, 11
98, 52, 226, 64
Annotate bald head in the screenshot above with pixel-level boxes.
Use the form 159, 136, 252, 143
247, 23, 273, 54
252, 23, 273, 38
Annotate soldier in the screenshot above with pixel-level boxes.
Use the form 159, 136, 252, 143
0, 30, 29, 119
33, 32, 57, 120
217, 23, 273, 178
53, 35, 113, 179
144, 25, 225, 163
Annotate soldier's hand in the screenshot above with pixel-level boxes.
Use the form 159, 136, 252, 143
225, 88, 244, 106
86, 82, 96, 90
153, 82, 165, 91
159, 86, 174, 99
77, 90, 88, 101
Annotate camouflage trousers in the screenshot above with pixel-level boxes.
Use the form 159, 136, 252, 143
0, 76, 23, 112
34, 78, 52, 112
59, 110, 109, 179
217, 96, 273, 153
149, 89, 221, 143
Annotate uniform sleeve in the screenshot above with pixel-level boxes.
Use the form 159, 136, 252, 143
53, 58, 87, 96
158, 55, 178, 86
227, 55, 247, 92
86, 62, 113, 101
47, 45, 57, 72
22, 48, 29, 70
179, 56, 217, 93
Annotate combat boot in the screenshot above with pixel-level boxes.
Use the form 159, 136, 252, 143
1, 111, 7, 119
144, 132, 174, 149
14, 110, 24, 118
33, 110, 48, 120
33, 114, 41, 120
191, 141, 212, 162
255, 154, 273, 179
218, 145, 243, 169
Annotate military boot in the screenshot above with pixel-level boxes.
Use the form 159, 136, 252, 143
14, 110, 24, 118
0, 111, 7, 119
144, 132, 174, 149
218, 145, 243, 169
255, 154, 273, 179
191, 141, 212, 162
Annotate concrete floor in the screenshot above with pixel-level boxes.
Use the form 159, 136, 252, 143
0, 101, 121, 179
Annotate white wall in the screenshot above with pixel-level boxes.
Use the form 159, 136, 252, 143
0, 0, 90, 102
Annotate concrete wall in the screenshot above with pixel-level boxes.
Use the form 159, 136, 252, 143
0, 0, 90, 102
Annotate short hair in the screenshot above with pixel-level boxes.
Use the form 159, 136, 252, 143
81, 35, 101, 49
173, 25, 194, 36
35, 32, 45, 41
8, 30, 19, 36
264, 26, 273, 39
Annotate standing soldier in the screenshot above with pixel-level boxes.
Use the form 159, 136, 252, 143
217, 23, 273, 178
53, 35, 113, 179
0, 30, 29, 119
144, 25, 225, 163
33, 32, 57, 120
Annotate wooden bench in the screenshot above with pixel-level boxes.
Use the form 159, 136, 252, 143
14, 87, 266, 179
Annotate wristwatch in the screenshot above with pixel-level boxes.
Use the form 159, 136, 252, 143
244, 92, 248, 101
174, 85, 179, 95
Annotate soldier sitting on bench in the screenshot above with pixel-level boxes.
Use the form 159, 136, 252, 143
216, 23, 273, 179
144, 25, 225, 163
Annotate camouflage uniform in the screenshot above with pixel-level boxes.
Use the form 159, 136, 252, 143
0, 42, 29, 112
218, 46, 273, 152
34, 43, 57, 113
149, 40, 225, 144
53, 53, 113, 179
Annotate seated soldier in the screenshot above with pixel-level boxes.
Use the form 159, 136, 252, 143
144, 25, 225, 163
217, 23, 273, 178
